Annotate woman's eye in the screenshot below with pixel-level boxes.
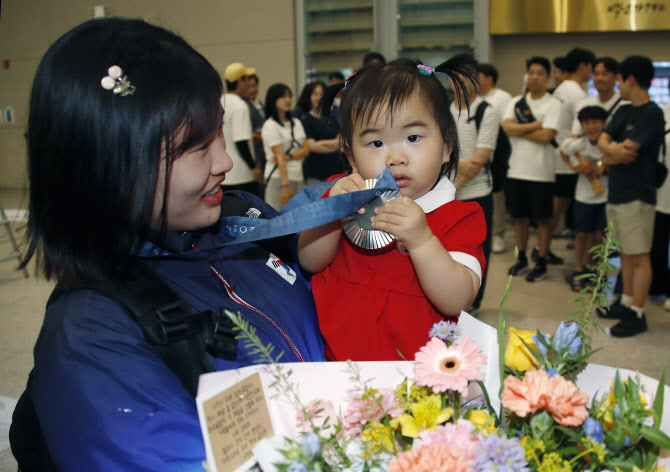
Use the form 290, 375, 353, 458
369, 140, 383, 149
407, 135, 421, 143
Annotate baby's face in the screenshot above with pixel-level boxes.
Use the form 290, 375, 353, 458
348, 93, 449, 200
581, 119, 605, 143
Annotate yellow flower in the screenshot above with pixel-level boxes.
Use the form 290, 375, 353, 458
361, 420, 396, 455
389, 395, 453, 438
505, 327, 541, 372
467, 409, 496, 436
537, 452, 571, 472
596, 379, 648, 432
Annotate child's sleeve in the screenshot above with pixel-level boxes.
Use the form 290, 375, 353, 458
433, 202, 487, 286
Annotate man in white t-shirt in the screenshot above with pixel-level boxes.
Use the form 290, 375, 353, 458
478, 63, 512, 254
548, 48, 595, 264
452, 75, 500, 311
502, 57, 562, 282
221, 62, 262, 196
569, 57, 629, 137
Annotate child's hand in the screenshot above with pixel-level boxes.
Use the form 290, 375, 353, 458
371, 197, 433, 251
330, 173, 368, 214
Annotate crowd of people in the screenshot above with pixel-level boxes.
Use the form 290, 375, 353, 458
9, 15, 669, 469
221, 48, 669, 338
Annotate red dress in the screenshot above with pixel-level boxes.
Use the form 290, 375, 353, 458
311, 199, 486, 361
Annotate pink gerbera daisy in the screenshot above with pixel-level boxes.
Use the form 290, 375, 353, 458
414, 337, 486, 396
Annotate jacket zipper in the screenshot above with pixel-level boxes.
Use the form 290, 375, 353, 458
208, 264, 305, 362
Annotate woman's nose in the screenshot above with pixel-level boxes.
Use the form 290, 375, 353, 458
211, 136, 233, 175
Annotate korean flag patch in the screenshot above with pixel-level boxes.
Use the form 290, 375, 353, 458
266, 254, 297, 285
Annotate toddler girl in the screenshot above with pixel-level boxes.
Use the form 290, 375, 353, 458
298, 56, 486, 361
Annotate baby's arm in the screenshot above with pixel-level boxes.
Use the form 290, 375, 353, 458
371, 199, 479, 313
298, 174, 367, 273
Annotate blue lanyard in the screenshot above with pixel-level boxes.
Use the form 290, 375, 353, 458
220, 168, 399, 244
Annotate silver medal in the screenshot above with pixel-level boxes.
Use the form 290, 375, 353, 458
342, 178, 401, 249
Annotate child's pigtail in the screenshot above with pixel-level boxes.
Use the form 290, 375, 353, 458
317, 81, 346, 121
434, 53, 479, 111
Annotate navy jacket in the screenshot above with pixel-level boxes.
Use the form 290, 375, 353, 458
31, 192, 325, 470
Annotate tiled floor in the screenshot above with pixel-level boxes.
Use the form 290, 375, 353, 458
0, 188, 668, 469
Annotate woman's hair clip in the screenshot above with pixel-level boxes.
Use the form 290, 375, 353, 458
417, 64, 435, 76
100, 65, 136, 97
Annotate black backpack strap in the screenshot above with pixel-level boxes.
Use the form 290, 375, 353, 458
606, 97, 623, 118
467, 101, 489, 131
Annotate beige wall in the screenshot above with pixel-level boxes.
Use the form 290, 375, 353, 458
490, 30, 670, 95
0, 0, 296, 189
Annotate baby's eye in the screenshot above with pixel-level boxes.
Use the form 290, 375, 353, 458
407, 135, 421, 143
368, 140, 384, 149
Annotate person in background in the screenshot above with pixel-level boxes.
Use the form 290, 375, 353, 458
17, 17, 325, 470
296, 81, 346, 185
560, 106, 609, 291
502, 56, 562, 282
262, 83, 309, 210
328, 71, 345, 120
547, 47, 595, 265
221, 62, 262, 196
649, 87, 670, 309
243, 73, 266, 186
549, 56, 570, 94
363, 51, 386, 66
452, 70, 501, 312
597, 55, 665, 337
477, 63, 512, 254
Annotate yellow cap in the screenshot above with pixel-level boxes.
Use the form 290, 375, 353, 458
224, 62, 256, 82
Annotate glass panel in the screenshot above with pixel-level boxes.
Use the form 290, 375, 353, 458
398, 0, 474, 64
303, 0, 374, 83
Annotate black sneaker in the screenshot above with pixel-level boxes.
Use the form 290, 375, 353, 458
597, 300, 630, 320
531, 247, 564, 265
508, 258, 529, 276
526, 263, 547, 282
610, 313, 647, 337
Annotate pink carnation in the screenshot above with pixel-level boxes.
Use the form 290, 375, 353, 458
501, 369, 589, 426
413, 419, 480, 460
414, 337, 486, 396
389, 444, 473, 472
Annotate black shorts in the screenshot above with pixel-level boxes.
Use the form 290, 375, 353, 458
554, 174, 578, 198
572, 201, 607, 233
506, 178, 554, 221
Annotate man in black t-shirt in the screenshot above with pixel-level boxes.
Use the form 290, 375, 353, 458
597, 56, 665, 337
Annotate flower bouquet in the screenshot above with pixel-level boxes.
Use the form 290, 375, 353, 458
198, 233, 669, 472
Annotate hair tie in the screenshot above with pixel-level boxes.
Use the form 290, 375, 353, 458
100, 65, 136, 96
417, 64, 435, 76
344, 71, 358, 88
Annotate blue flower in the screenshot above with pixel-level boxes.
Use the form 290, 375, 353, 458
552, 322, 581, 357
300, 432, 321, 459
429, 320, 461, 342
287, 460, 309, 472
546, 368, 558, 378
584, 417, 604, 443
473, 434, 529, 472
531, 332, 550, 357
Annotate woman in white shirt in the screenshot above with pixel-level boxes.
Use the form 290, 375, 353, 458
261, 83, 309, 210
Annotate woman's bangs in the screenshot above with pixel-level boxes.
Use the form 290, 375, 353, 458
175, 70, 222, 154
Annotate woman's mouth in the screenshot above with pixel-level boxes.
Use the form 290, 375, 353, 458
202, 186, 223, 205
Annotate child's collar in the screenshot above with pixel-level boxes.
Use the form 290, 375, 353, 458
415, 177, 456, 214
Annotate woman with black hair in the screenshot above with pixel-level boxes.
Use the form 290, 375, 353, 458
297, 81, 347, 185
18, 18, 324, 470
261, 83, 310, 209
